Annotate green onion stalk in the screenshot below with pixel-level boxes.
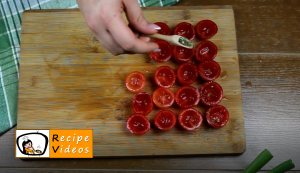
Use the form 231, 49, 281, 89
268, 159, 295, 173
242, 149, 273, 173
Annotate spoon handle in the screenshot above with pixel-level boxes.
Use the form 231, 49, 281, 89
143, 33, 173, 43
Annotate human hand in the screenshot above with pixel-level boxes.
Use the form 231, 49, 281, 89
77, 0, 160, 55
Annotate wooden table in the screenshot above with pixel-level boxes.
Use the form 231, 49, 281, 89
1, 0, 300, 172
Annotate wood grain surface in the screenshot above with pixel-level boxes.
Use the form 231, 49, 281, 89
1, 0, 300, 171
17, 6, 246, 156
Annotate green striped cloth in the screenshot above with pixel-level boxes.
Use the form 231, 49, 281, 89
0, 0, 179, 134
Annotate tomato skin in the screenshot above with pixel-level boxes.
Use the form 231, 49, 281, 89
178, 108, 203, 130
152, 88, 175, 109
149, 40, 173, 62
175, 86, 200, 108
196, 20, 218, 40
125, 71, 146, 92
198, 60, 221, 81
195, 41, 218, 62
154, 22, 171, 35
154, 110, 177, 131
177, 62, 198, 86
154, 66, 176, 88
132, 92, 153, 115
173, 45, 195, 64
173, 22, 196, 40
200, 82, 223, 106
126, 114, 150, 135
206, 105, 229, 128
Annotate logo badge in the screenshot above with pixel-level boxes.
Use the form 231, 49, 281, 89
16, 129, 93, 158
16, 130, 50, 158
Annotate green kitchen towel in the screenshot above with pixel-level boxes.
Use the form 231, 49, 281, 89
0, 0, 179, 134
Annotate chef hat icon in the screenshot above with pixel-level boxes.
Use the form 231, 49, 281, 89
22, 135, 29, 142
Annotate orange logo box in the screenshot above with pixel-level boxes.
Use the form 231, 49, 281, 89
50, 129, 93, 158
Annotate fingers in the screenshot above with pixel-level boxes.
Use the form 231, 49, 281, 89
87, 12, 125, 55
80, 0, 159, 55
106, 12, 158, 54
133, 30, 150, 42
123, 0, 160, 34
94, 29, 124, 55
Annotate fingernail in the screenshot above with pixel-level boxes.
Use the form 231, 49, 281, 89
152, 49, 161, 52
148, 23, 161, 30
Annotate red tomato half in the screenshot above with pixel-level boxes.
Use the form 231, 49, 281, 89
155, 22, 171, 35
175, 86, 200, 108
125, 71, 146, 92
206, 105, 229, 128
132, 92, 153, 115
154, 66, 176, 88
177, 62, 198, 85
153, 88, 175, 108
173, 22, 195, 40
198, 61, 221, 81
149, 40, 172, 62
126, 114, 150, 135
195, 41, 218, 62
196, 20, 218, 40
154, 110, 177, 131
178, 108, 203, 130
200, 82, 223, 106
173, 45, 195, 63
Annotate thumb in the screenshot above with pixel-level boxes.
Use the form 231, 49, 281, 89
123, 0, 161, 34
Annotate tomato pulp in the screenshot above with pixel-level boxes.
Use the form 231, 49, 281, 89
132, 92, 154, 115
173, 45, 195, 63
195, 41, 218, 62
154, 110, 177, 131
173, 22, 195, 40
206, 105, 229, 128
200, 82, 223, 106
155, 22, 171, 35
154, 66, 176, 88
177, 62, 198, 85
125, 71, 146, 92
198, 61, 221, 81
178, 108, 203, 130
196, 20, 218, 40
126, 114, 150, 135
153, 88, 175, 108
149, 40, 172, 62
175, 86, 200, 108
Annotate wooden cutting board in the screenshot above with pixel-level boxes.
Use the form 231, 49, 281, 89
18, 6, 246, 156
